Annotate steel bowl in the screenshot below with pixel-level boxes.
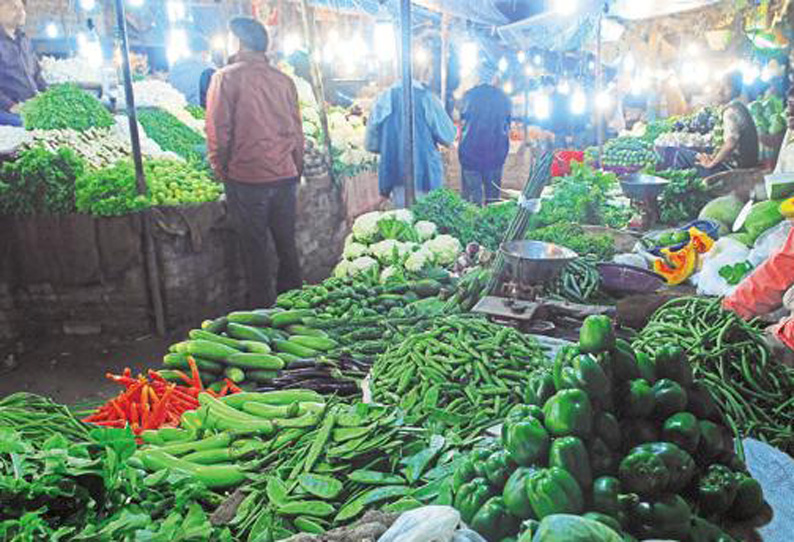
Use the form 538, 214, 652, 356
597, 263, 665, 295
500, 240, 578, 285
620, 173, 670, 201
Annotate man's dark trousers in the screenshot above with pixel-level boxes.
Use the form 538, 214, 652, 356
225, 178, 302, 308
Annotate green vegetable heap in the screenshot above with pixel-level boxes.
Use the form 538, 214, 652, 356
371, 315, 549, 435
749, 95, 785, 136
654, 168, 712, 226
0, 146, 84, 216
450, 314, 766, 541
21, 84, 114, 132
75, 159, 223, 216
137, 108, 206, 162
600, 137, 659, 171
526, 222, 616, 260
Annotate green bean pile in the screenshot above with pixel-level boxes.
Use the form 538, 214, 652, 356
633, 297, 794, 453
548, 256, 602, 303
0, 393, 90, 445
371, 315, 550, 436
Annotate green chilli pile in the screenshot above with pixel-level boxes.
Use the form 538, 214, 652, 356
633, 297, 794, 454
370, 315, 550, 435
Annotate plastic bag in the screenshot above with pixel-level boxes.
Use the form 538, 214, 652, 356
451, 529, 487, 542
692, 237, 751, 297
528, 515, 622, 542
749, 220, 793, 267
612, 252, 649, 269
724, 224, 794, 319
377, 506, 461, 542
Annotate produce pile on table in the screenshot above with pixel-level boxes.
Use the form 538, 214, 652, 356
749, 94, 786, 137
634, 297, 794, 454
449, 315, 765, 541
654, 168, 712, 226
39, 55, 102, 86
596, 137, 659, 173
137, 108, 206, 162
327, 107, 376, 178
20, 84, 114, 132
132, 79, 205, 134
334, 209, 462, 282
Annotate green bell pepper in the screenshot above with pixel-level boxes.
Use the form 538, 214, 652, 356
690, 516, 738, 542
471, 446, 498, 479
611, 339, 641, 382
453, 456, 478, 493
554, 353, 611, 404
624, 378, 655, 418
633, 442, 696, 493
502, 467, 537, 520
686, 382, 721, 423
543, 389, 593, 439
549, 436, 592, 490
698, 420, 734, 463
485, 449, 516, 489
583, 511, 622, 533
728, 474, 765, 520
652, 378, 688, 419
635, 352, 656, 384
525, 369, 556, 407
698, 464, 739, 516
618, 450, 670, 497
589, 437, 617, 477
594, 411, 621, 451
579, 315, 616, 354
621, 418, 660, 450
662, 412, 701, 454
470, 496, 520, 542
526, 467, 584, 518
454, 477, 492, 523
516, 520, 540, 542
653, 345, 693, 387
592, 476, 637, 517
629, 494, 692, 540
504, 415, 550, 467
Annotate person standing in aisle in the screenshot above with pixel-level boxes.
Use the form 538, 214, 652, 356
458, 64, 512, 205
206, 17, 304, 308
365, 61, 456, 208
0, 0, 46, 126
167, 33, 215, 108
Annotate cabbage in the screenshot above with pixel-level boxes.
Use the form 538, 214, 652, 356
698, 194, 744, 229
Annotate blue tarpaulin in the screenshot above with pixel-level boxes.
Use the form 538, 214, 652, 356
308, 0, 507, 26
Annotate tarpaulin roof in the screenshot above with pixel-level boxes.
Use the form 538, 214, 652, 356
498, 0, 724, 51
308, 0, 508, 26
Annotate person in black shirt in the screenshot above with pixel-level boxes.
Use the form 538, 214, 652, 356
458, 64, 512, 205
0, 0, 46, 126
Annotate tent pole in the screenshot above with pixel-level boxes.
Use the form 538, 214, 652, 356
299, 0, 335, 185
400, 0, 416, 207
114, 0, 166, 337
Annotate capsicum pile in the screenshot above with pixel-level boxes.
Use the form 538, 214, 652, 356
450, 315, 766, 541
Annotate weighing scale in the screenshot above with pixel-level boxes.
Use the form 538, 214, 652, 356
620, 173, 670, 229
472, 240, 613, 339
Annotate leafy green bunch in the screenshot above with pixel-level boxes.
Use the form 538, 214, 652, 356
137, 108, 205, 162
21, 84, 114, 132
185, 105, 206, 120
653, 168, 711, 225
526, 221, 616, 260
535, 162, 630, 229
0, 146, 85, 216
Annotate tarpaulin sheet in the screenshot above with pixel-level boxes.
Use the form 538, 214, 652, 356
308, 0, 507, 25
610, 0, 722, 20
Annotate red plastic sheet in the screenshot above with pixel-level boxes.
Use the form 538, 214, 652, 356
723, 225, 794, 319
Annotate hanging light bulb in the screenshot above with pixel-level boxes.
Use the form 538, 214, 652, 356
534, 91, 551, 120
374, 23, 395, 61
517, 51, 526, 64
45, 22, 58, 38
557, 79, 570, 94
498, 57, 509, 73
571, 87, 586, 115
503, 81, 514, 94
460, 41, 478, 76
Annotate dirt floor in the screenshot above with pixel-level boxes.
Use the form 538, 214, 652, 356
0, 329, 188, 406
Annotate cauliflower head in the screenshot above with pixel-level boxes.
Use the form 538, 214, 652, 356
369, 239, 400, 263
415, 220, 438, 241
383, 209, 414, 224
349, 256, 379, 277
352, 211, 382, 243
380, 265, 403, 284
333, 259, 352, 278
343, 241, 368, 260
425, 234, 462, 266
405, 247, 434, 273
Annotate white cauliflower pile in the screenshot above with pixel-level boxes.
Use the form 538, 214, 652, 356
333, 211, 462, 282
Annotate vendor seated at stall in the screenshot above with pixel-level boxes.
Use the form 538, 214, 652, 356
676, 71, 759, 177
0, 0, 46, 126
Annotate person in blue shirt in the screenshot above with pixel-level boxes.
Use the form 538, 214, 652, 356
365, 66, 456, 209
458, 64, 512, 205
168, 33, 215, 107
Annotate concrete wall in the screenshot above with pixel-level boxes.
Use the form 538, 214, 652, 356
0, 173, 347, 347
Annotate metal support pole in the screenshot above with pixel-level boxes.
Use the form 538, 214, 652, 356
299, 0, 335, 184
114, 0, 166, 336
400, 0, 416, 207
595, 7, 604, 166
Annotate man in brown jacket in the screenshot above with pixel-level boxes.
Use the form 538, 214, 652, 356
206, 17, 304, 307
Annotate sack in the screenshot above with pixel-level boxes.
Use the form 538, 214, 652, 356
693, 237, 751, 297
377, 506, 461, 542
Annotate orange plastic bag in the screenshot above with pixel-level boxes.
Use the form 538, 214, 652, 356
723, 224, 794, 319
771, 317, 794, 351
